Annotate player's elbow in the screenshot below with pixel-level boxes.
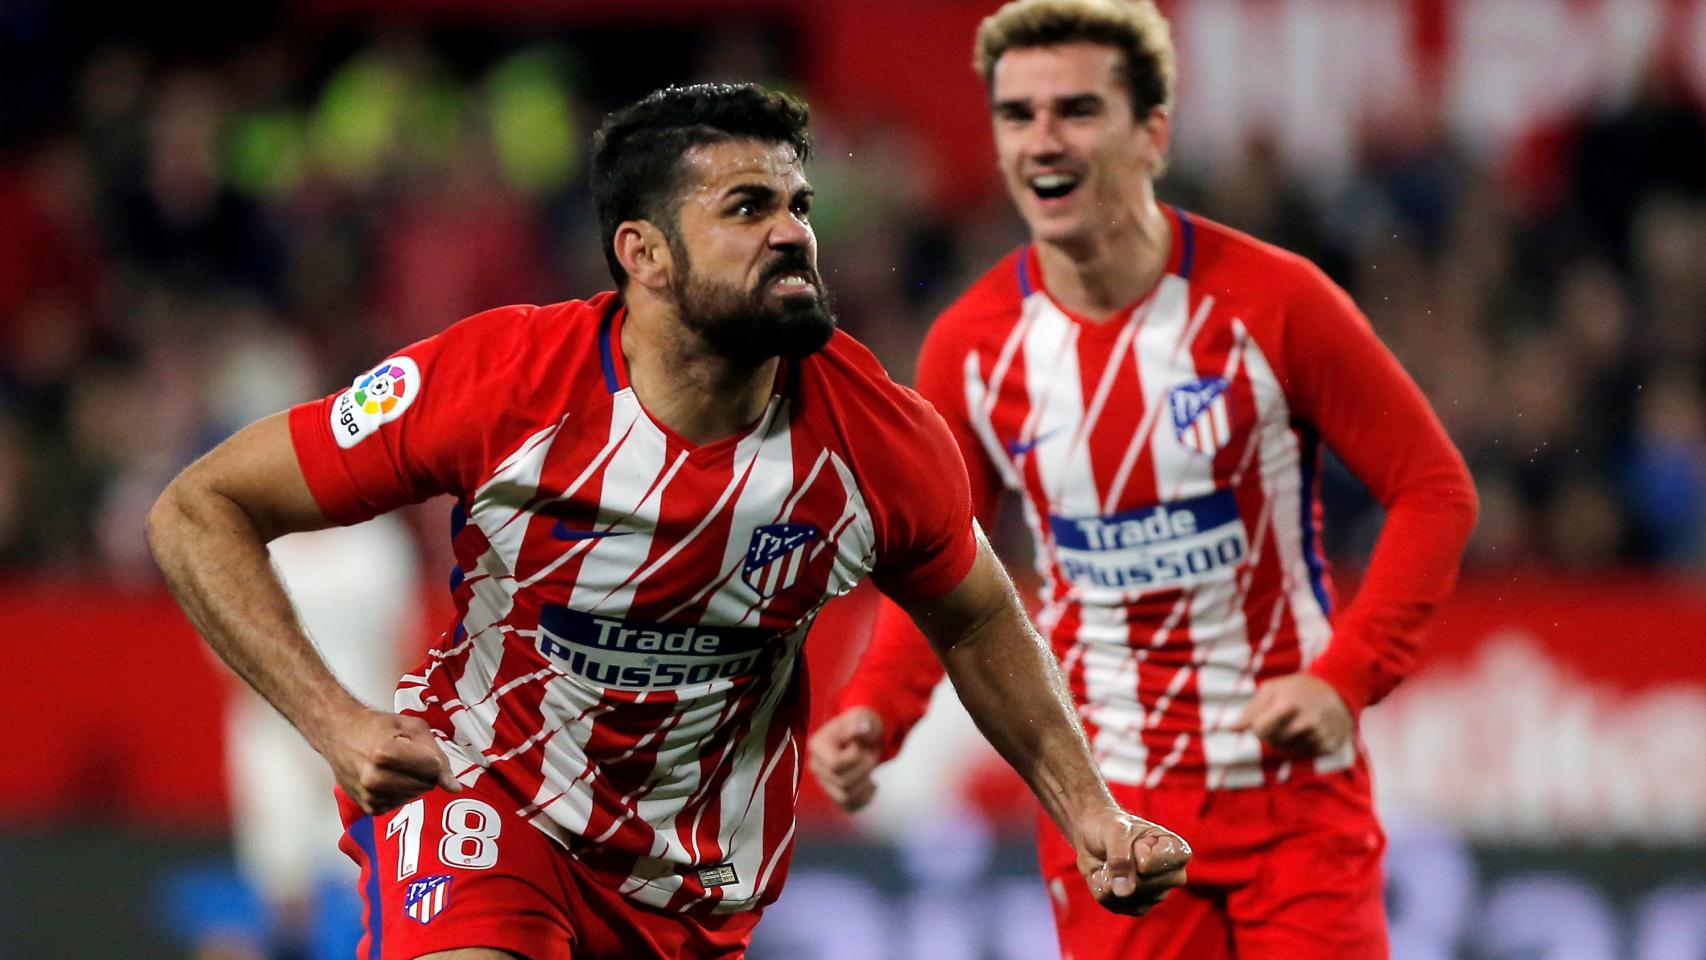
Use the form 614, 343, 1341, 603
145, 473, 196, 571
1443, 467, 1480, 540
1416, 453, 1479, 528
146, 463, 229, 569
1457, 478, 1480, 534
1425, 473, 1480, 560
1385, 467, 1479, 554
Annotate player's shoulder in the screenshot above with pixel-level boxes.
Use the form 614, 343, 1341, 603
803, 331, 949, 441
930, 248, 1028, 342
436, 292, 615, 349
414, 293, 614, 383
801, 332, 964, 506
382, 293, 617, 432
1179, 209, 1329, 298
810, 330, 927, 407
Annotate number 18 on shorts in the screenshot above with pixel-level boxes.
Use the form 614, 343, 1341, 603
337, 784, 579, 960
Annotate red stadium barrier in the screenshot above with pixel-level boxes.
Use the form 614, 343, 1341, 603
2, 574, 1704, 836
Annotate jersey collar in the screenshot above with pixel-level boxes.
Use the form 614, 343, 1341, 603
1017, 204, 1194, 315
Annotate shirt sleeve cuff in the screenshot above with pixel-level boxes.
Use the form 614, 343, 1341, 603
830, 687, 915, 762
288, 401, 373, 526
874, 523, 979, 606
1305, 634, 1378, 719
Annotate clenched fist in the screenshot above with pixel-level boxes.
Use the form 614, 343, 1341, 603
1074, 808, 1191, 916
320, 708, 462, 814
1233, 672, 1353, 756
807, 706, 885, 812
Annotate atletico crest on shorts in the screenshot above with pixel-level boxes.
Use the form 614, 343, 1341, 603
403, 875, 452, 925
742, 523, 821, 598
1169, 376, 1233, 457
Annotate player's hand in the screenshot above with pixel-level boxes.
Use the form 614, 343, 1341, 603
1074, 808, 1190, 916
1233, 672, 1353, 756
806, 706, 884, 812
323, 708, 462, 815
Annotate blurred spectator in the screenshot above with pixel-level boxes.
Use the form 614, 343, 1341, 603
0, 140, 101, 358
1572, 60, 1706, 270
1624, 369, 1706, 566
0, 410, 26, 563
113, 69, 277, 298
372, 143, 553, 344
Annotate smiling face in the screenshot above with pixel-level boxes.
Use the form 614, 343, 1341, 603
660, 138, 837, 364
990, 42, 1167, 248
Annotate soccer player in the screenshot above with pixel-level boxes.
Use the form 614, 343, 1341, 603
146, 83, 1189, 960
809, 3, 1478, 958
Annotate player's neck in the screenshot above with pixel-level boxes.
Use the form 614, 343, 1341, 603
620, 301, 779, 446
1033, 196, 1170, 323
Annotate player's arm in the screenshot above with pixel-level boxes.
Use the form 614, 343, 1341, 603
147, 413, 458, 815
807, 599, 943, 811
1236, 261, 1478, 755
899, 528, 1188, 916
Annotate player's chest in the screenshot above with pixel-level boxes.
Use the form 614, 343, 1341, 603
976, 286, 1288, 511
467, 393, 875, 625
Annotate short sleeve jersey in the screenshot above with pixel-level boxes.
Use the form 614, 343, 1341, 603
289, 293, 976, 913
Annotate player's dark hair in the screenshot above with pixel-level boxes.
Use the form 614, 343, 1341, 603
591, 83, 813, 288
975, 0, 1175, 119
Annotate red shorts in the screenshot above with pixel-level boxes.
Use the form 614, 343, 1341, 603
1037, 764, 1388, 960
336, 781, 760, 960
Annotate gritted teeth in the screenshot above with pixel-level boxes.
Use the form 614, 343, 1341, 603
772, 272, 814, 289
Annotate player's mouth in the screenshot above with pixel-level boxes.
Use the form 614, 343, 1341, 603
769, 270, 818, 297
1029, 172, 1081, 202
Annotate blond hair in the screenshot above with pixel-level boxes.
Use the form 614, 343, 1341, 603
974, 0, 1176, 116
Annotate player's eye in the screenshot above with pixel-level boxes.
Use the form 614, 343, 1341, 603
1059, 97, 1104, 118
791, 197, 812, 219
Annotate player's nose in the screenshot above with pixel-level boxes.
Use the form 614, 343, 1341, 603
768, 210, 812, 250
1024, 113, 1068, 160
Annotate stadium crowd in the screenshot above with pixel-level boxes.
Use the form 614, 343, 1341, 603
3, 24, 1706, 579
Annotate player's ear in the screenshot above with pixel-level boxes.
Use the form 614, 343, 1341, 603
1137, 104, 1171, 176
614, 220, 674, 292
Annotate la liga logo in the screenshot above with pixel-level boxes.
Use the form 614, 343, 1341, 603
332, 355, 421, 449
355, 362, 409, 414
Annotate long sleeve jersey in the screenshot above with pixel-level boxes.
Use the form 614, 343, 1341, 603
835, 208, 1476, 790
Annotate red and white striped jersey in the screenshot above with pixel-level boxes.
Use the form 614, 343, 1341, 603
838, 208, 1476, 791
289, 293, 976, 913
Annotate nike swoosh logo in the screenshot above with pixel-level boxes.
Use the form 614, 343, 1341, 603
1006, 427, 1062, 457
551, 520, 632, 542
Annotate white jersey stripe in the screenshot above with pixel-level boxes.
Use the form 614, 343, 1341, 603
1100, 277, 1194, 512
978, 305, 1037, 422
963, 351, 1027, 492
1133, 281, 1258, 786
1237, 321, 1347, 777
1021, 307, 1097, 515
607, 429, 765, 604
1170, 293, 1216, 364
1069, 304, 1147, 473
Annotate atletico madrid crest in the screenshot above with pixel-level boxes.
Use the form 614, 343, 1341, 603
404, 875, 452, 925
1169, 376, 1233, 457
742, 523, 821, 598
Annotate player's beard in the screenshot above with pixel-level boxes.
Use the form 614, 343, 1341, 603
668, 241, 838, 366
